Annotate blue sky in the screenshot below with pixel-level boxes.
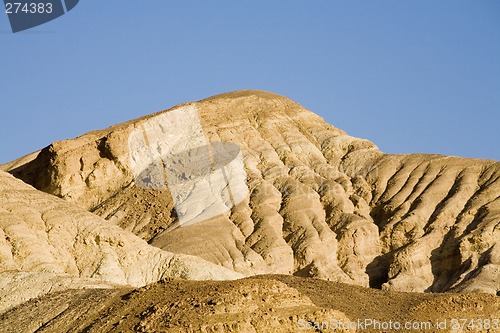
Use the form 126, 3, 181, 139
1, 1, 499, 163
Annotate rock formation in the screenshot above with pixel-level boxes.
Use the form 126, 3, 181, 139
1, 90, 499, 332
2, 90, 498, 296
0, 170, 241, 314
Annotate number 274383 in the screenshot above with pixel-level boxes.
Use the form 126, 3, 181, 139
5, 3, 53, 14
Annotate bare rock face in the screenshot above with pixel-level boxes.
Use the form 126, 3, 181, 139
0, 271, 117, 315
0, 170, 242, 314
3, 90, 499, 295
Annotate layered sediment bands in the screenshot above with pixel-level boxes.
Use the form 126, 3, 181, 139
3, 90, 499, 295
363, 155, 500, 293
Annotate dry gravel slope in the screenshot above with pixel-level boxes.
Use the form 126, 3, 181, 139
1, 90, 499, 298
1, 275, 499, 333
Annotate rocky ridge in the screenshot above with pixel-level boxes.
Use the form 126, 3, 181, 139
1, 275, 499, 333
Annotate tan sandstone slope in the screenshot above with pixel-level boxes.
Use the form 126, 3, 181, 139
2, 90, 499, 297
0, 169, 241, 314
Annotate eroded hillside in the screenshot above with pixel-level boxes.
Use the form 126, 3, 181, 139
2, 90, 499, 297
0, 170, 241, 314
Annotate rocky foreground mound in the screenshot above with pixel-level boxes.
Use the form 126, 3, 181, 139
1, 275, 499, 333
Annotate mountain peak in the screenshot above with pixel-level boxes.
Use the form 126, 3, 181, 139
199, 89, 292, 102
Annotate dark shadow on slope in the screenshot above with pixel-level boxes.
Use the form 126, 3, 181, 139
427, 206, 490, 292
366, 253, 391, 289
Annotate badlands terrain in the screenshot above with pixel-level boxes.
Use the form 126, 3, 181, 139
0, 90, 498, 332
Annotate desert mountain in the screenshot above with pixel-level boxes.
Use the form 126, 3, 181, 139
2, 90, 499, 297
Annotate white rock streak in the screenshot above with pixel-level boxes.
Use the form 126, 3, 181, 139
128, 105, 249, 227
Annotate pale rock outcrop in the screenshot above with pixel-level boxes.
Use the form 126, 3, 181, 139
0, 271, 117, 314
0, 170, 242, 313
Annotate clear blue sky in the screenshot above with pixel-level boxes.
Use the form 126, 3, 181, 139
1, 1, 499, 164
